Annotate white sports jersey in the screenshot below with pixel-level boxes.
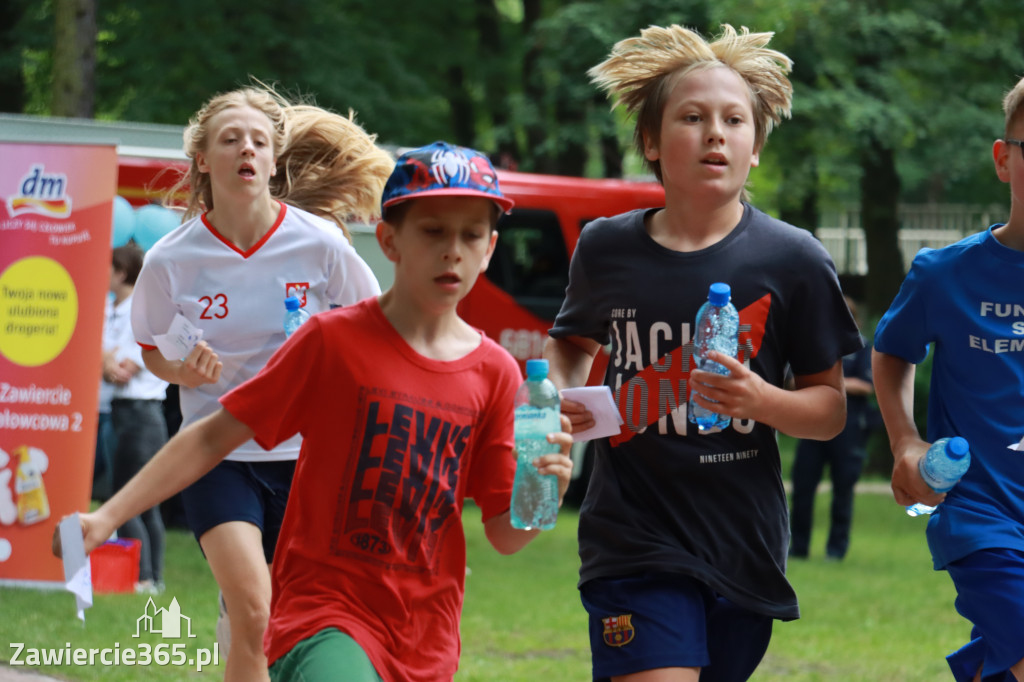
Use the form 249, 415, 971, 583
132, 203, 381, 461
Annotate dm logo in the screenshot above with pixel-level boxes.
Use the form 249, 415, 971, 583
6, 165, 72, 219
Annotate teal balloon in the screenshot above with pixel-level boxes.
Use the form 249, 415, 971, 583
111, 196, 135, 247
133, 205, 181, 250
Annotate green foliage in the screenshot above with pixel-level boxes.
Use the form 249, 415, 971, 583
11, 0, 54, 115
8, 0, 1024, 240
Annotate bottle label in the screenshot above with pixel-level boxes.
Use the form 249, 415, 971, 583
514, 406, 561, 440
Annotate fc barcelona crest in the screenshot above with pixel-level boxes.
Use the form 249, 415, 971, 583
602, 614, 635, 647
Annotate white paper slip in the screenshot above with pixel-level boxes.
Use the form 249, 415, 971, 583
1007, 435, 1024, 451
561, 385, 624, 442
59, 513, 93, 622
153, 313, 203, 361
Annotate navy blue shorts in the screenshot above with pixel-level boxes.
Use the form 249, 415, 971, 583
181, 459, 296, 564
945, 548, 1024, 682
580, 572, 773, 682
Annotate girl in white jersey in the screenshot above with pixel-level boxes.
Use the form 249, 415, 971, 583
130, 86, 392, 682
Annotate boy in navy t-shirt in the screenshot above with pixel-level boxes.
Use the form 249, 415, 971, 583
544, 24, 861, 682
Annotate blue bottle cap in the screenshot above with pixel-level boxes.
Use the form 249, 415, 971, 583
708, 282, 731, 306
946, 436, 969, 459
525, 358, 549, 378
285, 296, 301, 311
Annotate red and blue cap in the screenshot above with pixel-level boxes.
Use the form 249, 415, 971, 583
381, 141, 514, 214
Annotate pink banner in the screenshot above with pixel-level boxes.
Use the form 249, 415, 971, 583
0, 142, 117, 586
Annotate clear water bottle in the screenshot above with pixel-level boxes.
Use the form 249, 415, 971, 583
283, 296, 311, 337
688, 282, 739, 433
510, 359, 561, 531
906, 436, 971, 517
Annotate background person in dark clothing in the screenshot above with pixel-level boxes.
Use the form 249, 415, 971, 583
789, 296, 874, 561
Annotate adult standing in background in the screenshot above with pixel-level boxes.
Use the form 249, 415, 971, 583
789, 296, 874, 561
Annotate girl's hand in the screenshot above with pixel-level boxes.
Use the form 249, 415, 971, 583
178, 341, 223, 388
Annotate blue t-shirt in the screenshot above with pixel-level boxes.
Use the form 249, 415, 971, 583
874, 226, 1024, 569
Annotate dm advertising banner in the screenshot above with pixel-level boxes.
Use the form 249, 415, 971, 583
0, 142, 116, 586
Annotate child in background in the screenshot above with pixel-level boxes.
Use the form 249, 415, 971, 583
58, 142, 575, 682
872, 76, 1024, 682
105, 242, 169, 594
131, 85, 391, 681
544, 25, 862, 681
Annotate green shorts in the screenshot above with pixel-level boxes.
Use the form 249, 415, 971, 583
269, 627, 383, 682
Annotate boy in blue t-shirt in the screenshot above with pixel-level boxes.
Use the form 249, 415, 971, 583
873, 76, 1024, 682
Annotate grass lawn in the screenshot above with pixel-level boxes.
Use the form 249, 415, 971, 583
1, 487, 968, 681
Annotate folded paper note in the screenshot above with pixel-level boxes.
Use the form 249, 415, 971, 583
561, 386, 624, 442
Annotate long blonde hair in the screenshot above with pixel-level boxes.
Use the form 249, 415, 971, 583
167, 84, 393, 242
589, 24, 793, 186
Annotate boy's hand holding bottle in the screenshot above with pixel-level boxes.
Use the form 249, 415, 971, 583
904, 436, 971, 516
511, 359, 573, 530
534, 415, 575, 504
890, 438, 951, 509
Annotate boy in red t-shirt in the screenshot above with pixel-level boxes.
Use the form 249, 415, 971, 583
56, 142, 574, 682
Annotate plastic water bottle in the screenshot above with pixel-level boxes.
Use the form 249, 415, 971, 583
283, 296, 311, 337
906, 436, 971, 517
688, 282, 739, 433
510, 359, 561, 530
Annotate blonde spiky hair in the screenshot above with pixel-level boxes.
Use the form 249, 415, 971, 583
589, 24, 793, 185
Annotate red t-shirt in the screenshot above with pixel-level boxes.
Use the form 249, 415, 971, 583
220, 298, 521, 681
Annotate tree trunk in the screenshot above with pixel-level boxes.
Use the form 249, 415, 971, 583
596, 93, 622, 178
52, 0, 96, 117
552, 92, 587, 176
521, 0, 547, 172
779, 183, 819, 236
860, 138, 905, 318
600, 131, 623, 178
476, 0, 520, 165
778, 146, 819, 234
446, 64, 476, 147
0, 1, 26, 113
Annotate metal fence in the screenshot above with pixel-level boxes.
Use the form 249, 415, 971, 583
817, 204, 1007, 275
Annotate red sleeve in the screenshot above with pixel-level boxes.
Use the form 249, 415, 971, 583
220, 317, 323, 451
465, 347, 522, 522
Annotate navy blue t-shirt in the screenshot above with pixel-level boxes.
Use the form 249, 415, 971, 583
551, 204, 862, 620
841, 338, 873, 445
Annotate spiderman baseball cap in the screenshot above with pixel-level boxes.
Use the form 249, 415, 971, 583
381, 141, 514, 214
